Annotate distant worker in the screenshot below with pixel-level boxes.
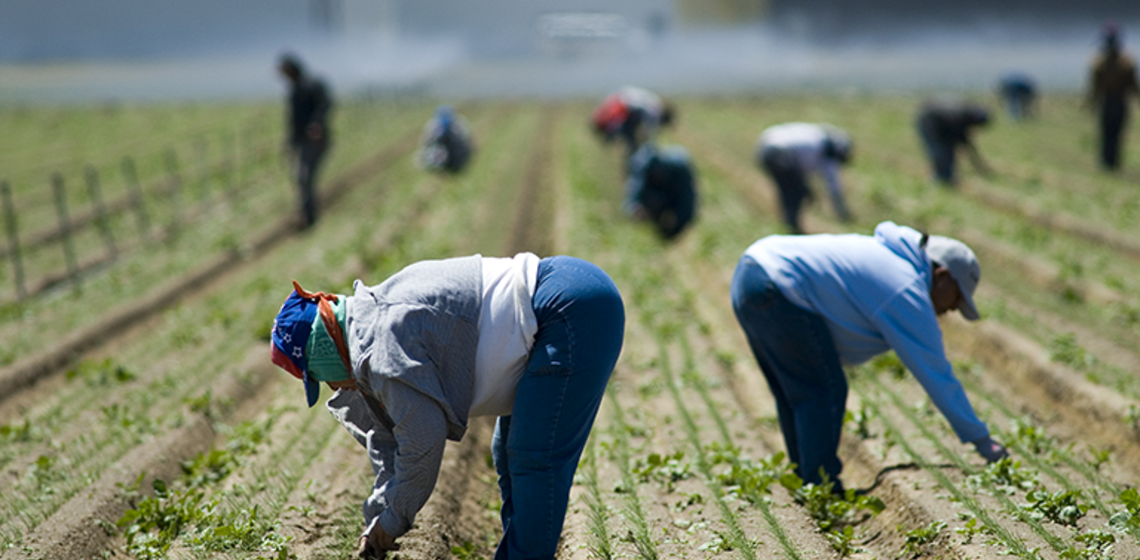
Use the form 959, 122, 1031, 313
1087, 24, 1139, 171
417, 105, 474, 174
756, 122, 853, 235
269, 253, 624, 560
278, 54, 333, 228
592, 86, 676, 157
624, 143, 697, 240
997, 71, 1037, 121
730, 221, 1009, 491
915, 100, 993, 185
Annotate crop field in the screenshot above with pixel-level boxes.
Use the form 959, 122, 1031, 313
2, 93, 1140, 560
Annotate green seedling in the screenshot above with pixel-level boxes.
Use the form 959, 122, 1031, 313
825, 526, 861, 558
632, 451, 692, 492
1108, 487, 1140, 529
967, 457, 1038, 495
870, 352, 907, 380
1022, 489, 1087, 527
0, 419, 34, 443
844, 404, 876, 439
66, 358, 136, 386
1004, 417, 1054, 456
1060, 530, 1115, 560
1048, 333, 1095, 371
900, 520, 946, 558
785, 474, 886, 532
954, 516, 991, 545
451, 540, 481, 560
1086, 446, 1112, 471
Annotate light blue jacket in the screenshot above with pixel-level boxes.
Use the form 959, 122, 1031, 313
744, 221, 988, 443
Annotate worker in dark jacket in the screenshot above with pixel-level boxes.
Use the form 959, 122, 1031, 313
1087, 24, 1140, 171
416, 106, 474, 174
915, 101, 993, 185
279, 54, 333, 228
997, 72, 1037, 121
624, 143, 697, 240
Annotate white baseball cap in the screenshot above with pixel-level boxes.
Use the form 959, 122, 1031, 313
925, 235, 981, 321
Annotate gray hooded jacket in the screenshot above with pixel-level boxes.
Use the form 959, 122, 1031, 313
327, 255, 482, 538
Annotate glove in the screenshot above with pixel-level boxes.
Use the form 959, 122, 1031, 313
972, 435, 1009, 463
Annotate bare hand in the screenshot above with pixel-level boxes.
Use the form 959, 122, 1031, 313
357, 523, 399, 560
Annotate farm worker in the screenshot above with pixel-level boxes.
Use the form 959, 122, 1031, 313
624, 143, 698, 240
997, 71, 1037, 121
730, 221, 1008, 490
278, 53, 333, 228
1087, 24, 1139, 171
915, 100, 993, 185
416, 105, 475, 174
591, 86, 676, 157
269, 253, 625, 560
756, 122, 854, 235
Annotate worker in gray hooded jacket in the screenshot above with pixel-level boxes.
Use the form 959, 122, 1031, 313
271, 253, 624, 560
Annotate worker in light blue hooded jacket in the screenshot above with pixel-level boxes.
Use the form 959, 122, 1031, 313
730, 221, 1007, 490
270, 253, 624, 560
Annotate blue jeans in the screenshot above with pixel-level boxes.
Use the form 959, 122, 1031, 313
493, 256, 625, 560
730, 255, 847, 488
916, 120, 956, 184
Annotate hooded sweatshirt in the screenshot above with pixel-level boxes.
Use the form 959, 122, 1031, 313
743, 221, 988, 444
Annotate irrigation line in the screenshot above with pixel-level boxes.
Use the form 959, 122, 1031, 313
654, 336, 758, 560
863, 375, 1071, 556
675, 332, 805, 560
850, 380, 1034, 558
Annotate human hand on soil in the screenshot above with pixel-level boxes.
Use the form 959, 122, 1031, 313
357, 523, 399, 560
972, 436, 1009, 463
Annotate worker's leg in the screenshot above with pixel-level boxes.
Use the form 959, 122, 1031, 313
730, 255, 847, 488
493, 257, 624, 560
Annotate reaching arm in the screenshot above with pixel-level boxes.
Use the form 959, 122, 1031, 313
873, 284, 990, 444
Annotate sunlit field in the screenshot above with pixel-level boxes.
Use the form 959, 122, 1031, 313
2, 94, 1140, 560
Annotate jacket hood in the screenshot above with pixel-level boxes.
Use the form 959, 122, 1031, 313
873, 221, 931, 285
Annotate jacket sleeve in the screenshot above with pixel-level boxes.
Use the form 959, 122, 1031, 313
358, 376, 449, 538
872, 284, 989, 444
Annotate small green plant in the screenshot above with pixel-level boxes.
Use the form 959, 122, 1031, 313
1086, 446, 1112, 471
966, 457, 1038, 495
1049, 333, 1095, 371
1108, 487, 1140, 529
632, 451, 692, 492
844, 404, 876, 439
451, 540, 481, 560
66, 358, 137, 386
954, 516, 990, 544
1004, 417, 1054, 455
900, 520, 945, 558
1021, 489, 1087, 527
784, 474, 885, 532
870, 352, 907, 380
0, 419, 34, 443
825, 526, 860, 557
1060, 529, 1115, 560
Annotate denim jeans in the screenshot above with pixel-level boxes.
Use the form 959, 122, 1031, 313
917, 123, 956, 184
760, 147, 810, 234
492, 256, 625, 560
730, 255, 847, 488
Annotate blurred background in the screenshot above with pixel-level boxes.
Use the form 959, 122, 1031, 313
2, 0, 1139, 103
